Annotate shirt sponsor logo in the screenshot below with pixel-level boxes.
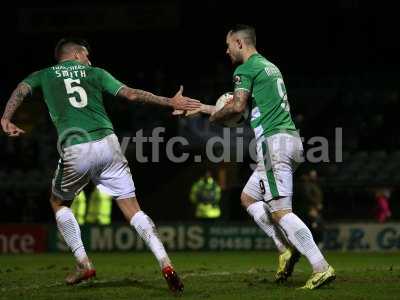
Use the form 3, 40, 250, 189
233, 75, 241, 85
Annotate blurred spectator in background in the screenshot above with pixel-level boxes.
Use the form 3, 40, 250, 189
296, 169, 325, 245
71, 191, 87, 225
190, 170, 221, 220
71, 187, 113, 225
374, 187, 391, 223
86, 188, 113, 225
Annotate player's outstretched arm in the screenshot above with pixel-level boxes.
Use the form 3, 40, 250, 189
209, 89, 249, 123
117, 85, 201, 111
1, 82, 30, 137
172, 104, 217, 117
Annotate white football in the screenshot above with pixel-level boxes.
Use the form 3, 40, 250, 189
215, 92, 249, 127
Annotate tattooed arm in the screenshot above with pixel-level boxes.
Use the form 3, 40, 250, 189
1, 82, 31, 136
209, 89, 250, 123
2, 83, 31, 120
117, 85, 201, 111
118, 86, 171, 107
172, 104, 217, 117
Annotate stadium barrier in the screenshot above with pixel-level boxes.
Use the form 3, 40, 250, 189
1, 223, 400, 254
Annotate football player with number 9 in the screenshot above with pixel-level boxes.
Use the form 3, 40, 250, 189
190, 25, 335, 289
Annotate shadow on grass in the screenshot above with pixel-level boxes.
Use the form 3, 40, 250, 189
80, 277, 164, 293
78, 277, 200, 297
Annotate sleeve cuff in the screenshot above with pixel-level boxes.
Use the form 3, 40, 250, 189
234, 87, 251, 92
113, 85, 125, 96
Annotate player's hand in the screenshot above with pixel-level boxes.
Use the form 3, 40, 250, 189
172, 108, 201, 117
171, 109, 200, 118
172, 110, 185, 116
172, 105, 217, 117
201, 104, 217, 115
170, 85, 201, 111
188, 104, 217, 116
209, 97, 234, 122
1, 118, 25, 137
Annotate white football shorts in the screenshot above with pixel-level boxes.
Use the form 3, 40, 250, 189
242, 132, 303, 212
52, 134, 135, 201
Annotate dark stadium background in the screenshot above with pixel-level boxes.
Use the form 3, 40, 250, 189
0, 1, 399, 224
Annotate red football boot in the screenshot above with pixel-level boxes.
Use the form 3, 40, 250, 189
65, 261, 96, 285
162, 265, 184, 294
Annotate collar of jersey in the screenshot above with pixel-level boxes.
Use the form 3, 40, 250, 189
247, 53, 260, 61
59, 59, 79, 64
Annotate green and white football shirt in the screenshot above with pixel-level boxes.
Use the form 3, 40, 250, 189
233, 53, 297, 140
23, 60, 124, 145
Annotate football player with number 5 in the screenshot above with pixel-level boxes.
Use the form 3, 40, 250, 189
1, 37, 201, 294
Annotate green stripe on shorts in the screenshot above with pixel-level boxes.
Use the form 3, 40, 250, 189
261, 141, 279, 198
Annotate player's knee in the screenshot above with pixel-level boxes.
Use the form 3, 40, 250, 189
270, 212, 281, 224
49, 193, 71, 212
116, 196, 141, 221
240, 192, 256, 208
270, 209, 291, 223
50, 193, 59, 205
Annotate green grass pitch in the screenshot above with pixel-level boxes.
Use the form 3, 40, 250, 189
1, 251, 400, 299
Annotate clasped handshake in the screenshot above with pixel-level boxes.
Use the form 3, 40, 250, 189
168, 85, 232, 118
